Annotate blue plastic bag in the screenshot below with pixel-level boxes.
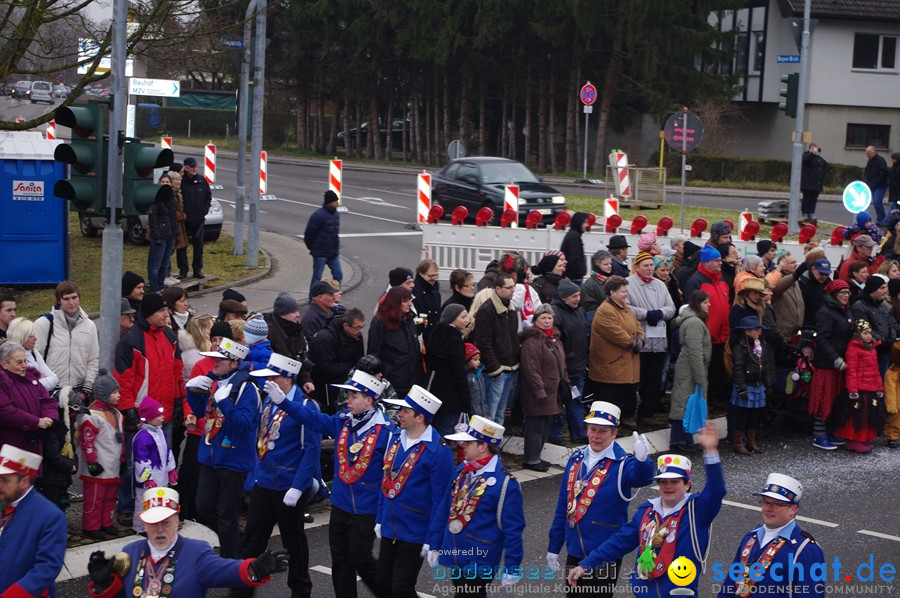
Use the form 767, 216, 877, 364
683, 384, 707, 435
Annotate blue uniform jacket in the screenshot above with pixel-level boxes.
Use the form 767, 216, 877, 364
429, 455, 526, 576
548, 442, 656, 559
580, 457, 727, 598
246, 341, 273, 373
278, 401, 395, 515
0, 487, 67, 598
376, 427, 454, 544
252, 386, 321, 492
196, 364, 260, 473
716, 521, 825, 598
91, 536, 263, 598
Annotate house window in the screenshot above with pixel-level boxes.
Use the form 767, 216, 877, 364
852, 33, 898, 70
735, 33, 749, 75
846, 123, 890, 149
752, 32, 765, 73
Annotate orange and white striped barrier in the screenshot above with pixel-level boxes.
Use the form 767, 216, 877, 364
161, 137, 172, 150
737, 211, 753, 240
204, 144, 216, 184
504, 185, 519, 228
609, 150, 631, 198
259, 150, 268, 195
329, 159, 342, 203
16, 116, 24, 124
604, 196, 619, 219
46, 120, 56, 140
417, 172, 432, 224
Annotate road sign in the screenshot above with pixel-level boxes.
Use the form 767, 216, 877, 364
842, 181, 872, 214
777, 54, 801, 63
664, 112, 704, 152
222, 36, 244, 49
580, 82, 597, 106
128, 78, 180, 98
448, 140, 466, 160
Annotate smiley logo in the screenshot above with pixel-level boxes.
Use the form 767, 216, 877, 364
667, 556, 697, 586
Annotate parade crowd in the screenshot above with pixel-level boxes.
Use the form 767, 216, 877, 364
6, 177, 900, 597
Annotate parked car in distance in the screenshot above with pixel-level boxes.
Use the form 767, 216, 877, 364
12, 81, 32, 99
53, 84, 72, 98
431, 157, 567, 226
337, 119, 408, 148
29, 81, 54, 104
79, 198, 224, 245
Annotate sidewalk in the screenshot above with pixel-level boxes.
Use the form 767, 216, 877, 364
184, 220, 359, 315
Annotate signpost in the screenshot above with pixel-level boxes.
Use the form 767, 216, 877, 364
578, 82, 597, 182
128, 78, 180, 97
664, 108, 704, 230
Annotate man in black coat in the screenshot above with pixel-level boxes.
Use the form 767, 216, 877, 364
178, 156, 212, 279
606, 235, 631, 277
549, 280, 588, 444
412, 259, 441, 344
308, 308, 366, 413
800, 143, 828, 224
560, 212, 589, 283
865, 146, 890, 225
304, 191, 342, 300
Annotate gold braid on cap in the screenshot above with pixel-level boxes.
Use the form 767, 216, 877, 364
853, 318, 872, 333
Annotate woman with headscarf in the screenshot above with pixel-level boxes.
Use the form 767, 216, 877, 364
532, 250, 568, 305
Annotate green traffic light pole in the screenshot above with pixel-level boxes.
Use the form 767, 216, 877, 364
97, 0, 129, 372
787, 0, 812, 234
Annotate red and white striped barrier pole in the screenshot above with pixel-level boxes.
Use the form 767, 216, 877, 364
417, 172, 431, 224
609, 150, 631, 198
16, 117, 24, 124
329, 159, 342, 203
204, 144, 216, 185
161, 137, 172, 150
259, 150, 268, 195
604, 195, 619, 219
46, 120, 56, 140
504, 185, 519, 228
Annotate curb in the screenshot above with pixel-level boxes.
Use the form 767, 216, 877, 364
185, 244, 273, 300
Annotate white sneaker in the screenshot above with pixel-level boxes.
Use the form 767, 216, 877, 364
164, 276, 179, 286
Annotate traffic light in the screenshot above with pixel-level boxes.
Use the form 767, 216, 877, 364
778, 73, 799, 118
53, 103, 108, 212
123, 141, 174, 216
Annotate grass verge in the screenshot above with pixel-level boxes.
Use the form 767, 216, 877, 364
2, 218, 267, 319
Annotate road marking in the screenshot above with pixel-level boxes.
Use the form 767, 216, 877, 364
272, 196, 411, 225
309, 565, 436, 596
348, 195, 408, 209
721, 499, 839, 528
338, 232, 422, 238
858, 530, 900, 542
215, 198, 266, 214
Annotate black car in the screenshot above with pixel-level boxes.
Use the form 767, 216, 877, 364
337, 119, 408, 148
431, 157, 567, 225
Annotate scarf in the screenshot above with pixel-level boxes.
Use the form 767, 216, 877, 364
351, 408, 377, 433
461, 454, 493, 473
539, 326, 554, 338
637, 272, 655, 284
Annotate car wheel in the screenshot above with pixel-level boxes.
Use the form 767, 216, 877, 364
79, 214, 98, 238
126, 216, 148, 246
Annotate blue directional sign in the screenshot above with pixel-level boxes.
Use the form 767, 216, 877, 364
843, 180, 872, 214
777, 55, 801, 63
222, 36, 244, 49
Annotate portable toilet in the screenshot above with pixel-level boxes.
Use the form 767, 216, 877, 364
0, 131, 68, 283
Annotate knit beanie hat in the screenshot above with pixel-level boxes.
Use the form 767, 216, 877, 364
864, 273, 888, 295
824, 279, 849, 295
243, 315, 268, 345
222, 288, 246, 303
210, 321, 233, 340
700, 245, 721, 263
533, 303, 555, 319
532, 253, 561, 276
633, 251, 654, 266
464, 343, 481, 362
138, 397, 164, 422
440, 303, 466, 325
638, 233, 657, 252
122, 271, 144, 297
141, 293, 167, 319
757, 240, 775, 256
557, 279, 580, 299
683, 241, 701, 261
324, 190, 339, 205
856, 211, 872, 229
273, 292, 299, 316
389, 267, 414, 287
92, 368, 119, 404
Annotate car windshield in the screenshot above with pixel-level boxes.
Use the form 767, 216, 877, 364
480, 162, 539, 184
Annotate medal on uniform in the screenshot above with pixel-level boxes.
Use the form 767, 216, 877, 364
349, 442, 364, 454
449, 520, 463, 534
132, 588, 142, 597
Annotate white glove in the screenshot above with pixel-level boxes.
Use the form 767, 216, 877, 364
213, 383, 233, 403
633, 432, 650, 462
186, 375, 213, 392
420, 544, 430, 560
500, 574, 522, 587
264, 380, 286, 405
374, 523, 382, 539
282, 488, 302, 507
427, 549, 439, 568
546, 552, 560, 572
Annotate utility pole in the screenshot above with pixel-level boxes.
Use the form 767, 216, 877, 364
787, 0, 812, 233
233, 0, 257, 255
247, 5, 266, 268
98, 0, 128, 370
